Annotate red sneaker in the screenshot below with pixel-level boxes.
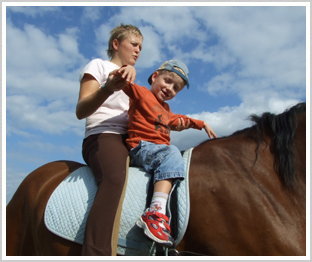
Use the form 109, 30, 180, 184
136, 209, 174, 247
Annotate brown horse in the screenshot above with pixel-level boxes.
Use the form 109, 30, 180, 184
6, 102, 306, 256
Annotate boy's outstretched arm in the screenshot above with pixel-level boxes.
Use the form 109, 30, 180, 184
172, 118, 191, 131
169, 114, 217, 138
203, 122, 217, 139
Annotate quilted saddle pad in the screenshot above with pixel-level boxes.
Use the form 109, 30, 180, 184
44, 148, 193, 256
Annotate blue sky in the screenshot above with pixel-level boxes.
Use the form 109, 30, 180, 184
3, 3, 309, 206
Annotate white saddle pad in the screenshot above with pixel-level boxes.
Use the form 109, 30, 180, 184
44, 148, 193, 255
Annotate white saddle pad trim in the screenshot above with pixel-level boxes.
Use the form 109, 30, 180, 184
169, 147, 193, 246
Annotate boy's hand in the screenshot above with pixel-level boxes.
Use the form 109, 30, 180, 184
203, 122, 217, 139
117, 65, 136, 84
102, 65, 136, 94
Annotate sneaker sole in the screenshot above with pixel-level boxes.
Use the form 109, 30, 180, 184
136, 217, 174, 248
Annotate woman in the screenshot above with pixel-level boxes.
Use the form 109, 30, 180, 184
76, 24, 143, 256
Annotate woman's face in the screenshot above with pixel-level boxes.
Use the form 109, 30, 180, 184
113, 33, 143, 66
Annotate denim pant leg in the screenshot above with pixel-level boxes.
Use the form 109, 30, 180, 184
129, 141, 185, 184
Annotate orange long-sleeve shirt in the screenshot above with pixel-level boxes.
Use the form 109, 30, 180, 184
123, 83, 204, 150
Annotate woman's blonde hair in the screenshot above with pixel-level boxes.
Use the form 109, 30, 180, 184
107, 23, 143, 59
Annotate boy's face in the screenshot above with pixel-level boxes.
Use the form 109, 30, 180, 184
150, 71, 185, 103
113, 33, 143, 66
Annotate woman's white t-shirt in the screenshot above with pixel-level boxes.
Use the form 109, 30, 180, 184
79, 59, 130, 138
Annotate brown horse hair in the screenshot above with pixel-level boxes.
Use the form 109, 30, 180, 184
249, 102, 306, 192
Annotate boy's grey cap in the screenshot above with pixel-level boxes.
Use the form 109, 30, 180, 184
148, 60, 190, 88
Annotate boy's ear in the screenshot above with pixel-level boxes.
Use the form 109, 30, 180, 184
151, 71, 158, 83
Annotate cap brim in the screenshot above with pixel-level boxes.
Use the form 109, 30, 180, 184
147, 71, 190, 88
148, 74, 153, 85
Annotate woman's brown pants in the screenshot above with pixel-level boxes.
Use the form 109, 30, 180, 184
81, 133, 129, 256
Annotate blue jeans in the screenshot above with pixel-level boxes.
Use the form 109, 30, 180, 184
129, 140, 185, 184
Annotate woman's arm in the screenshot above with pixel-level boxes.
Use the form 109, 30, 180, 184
76, 74, 114, 120
76, 66, 136, 120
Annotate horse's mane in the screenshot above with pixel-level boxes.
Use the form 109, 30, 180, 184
249, 102, 306, 191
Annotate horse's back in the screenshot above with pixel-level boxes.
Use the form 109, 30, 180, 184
6, 160, 84, 256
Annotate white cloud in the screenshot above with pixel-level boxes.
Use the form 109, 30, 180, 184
189, 6, 306, 105
81, 7, 101, 23
58, 28, 81, 55
6, 95, 84, 136
94, 23, 111, 59
204, 73, 235, 96
6, 20, 88, 136
109, 6, 206, 44
7, 22, 86, 74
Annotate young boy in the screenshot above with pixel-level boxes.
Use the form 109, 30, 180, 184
111, 60, 216, 247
